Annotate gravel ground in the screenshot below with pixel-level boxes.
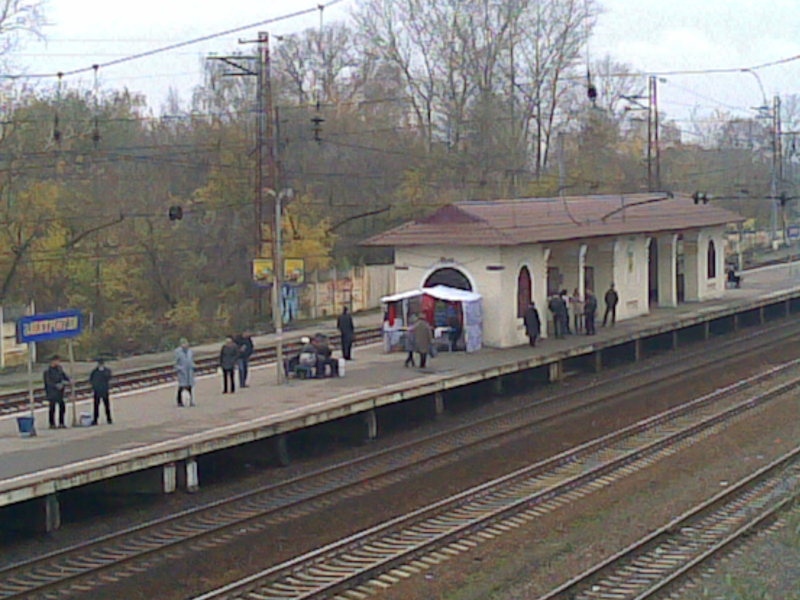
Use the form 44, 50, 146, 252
677, 508, 800, 600
78, 338, 800, 599
376, 389, 800, 600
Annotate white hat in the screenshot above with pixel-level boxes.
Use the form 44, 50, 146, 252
301, 336, 311, 343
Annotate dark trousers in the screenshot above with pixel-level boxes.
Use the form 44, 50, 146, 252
449, 328, 461, 351
238, 358, 249, 386
222, 369, 235, 393
93, 392, 112, 424
177, 386, 193, 406
528, 334, 538, 347
603, 305, 617, 326
48, 396, 65, 427
405, 352, 415, 367
585, 312, 596, 335
341, 335, 354, 360
554, 314, 567, 338
417, 352, 428, 368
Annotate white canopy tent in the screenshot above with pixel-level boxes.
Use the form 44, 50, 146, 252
381, 285, 483, 353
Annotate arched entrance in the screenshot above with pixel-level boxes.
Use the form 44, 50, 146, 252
517, 266, 532, 317
648, 237, 659, 307
424, 267, 473, 291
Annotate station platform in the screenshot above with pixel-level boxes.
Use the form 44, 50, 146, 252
0, 310, 384, 392
2, 261, 800, 530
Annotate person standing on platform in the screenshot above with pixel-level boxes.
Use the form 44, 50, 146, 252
337, 307, 355, 360
560, 290, 573, 334
570, 288, 584, 334
90, 358, 113, 425
584, 290, 598, 335
43, 355, 70, 429
235, 330, 254, 388
220, 336, 240, 394
174, 338, 196, 407
523, 302, 541, 347
414, 313, 433, 368
603, 283, 619, 327
548, 294, 568, 339
404, 317, 417, 368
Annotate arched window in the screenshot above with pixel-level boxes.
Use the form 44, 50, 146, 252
517, 266, 532, 318
707, 240, 717, 279
424, 267, 472, 291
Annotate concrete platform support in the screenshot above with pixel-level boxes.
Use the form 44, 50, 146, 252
493, 377, 505, 395
787, 300, 792, 317
657, 234, 679, 307
273, 434, 290, 467
434, 392, 445, 417
759, 306, 765, 324
672, 330, 679, 350
183, 458, 199, 493
593, 352, 602, 373
634, 339, 642, 362
163, 462, 177, 494
733, 314, 740, 331
364, 409, 378, 442
45, 493, 60, 533
548, 361, 563, 382
703, 321, 710, 340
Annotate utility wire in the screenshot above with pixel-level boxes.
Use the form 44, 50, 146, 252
0, 0, 348, 80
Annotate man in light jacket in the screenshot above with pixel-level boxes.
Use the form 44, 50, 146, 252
414, 313, 433, 368
174, 338, 196, 407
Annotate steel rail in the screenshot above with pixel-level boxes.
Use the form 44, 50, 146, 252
189, 370, 800, 599
538, 446, 800, 600
1, 325, 800, 599
0, 328, 383, 415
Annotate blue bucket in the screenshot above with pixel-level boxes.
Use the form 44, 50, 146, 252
16, 416, 36, 437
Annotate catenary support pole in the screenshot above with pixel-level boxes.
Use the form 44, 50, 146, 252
68, 338, 77, 426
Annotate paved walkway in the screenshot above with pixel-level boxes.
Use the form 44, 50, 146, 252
0, 310, 384, 392
1, 262, 799, 486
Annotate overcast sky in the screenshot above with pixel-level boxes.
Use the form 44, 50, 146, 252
13, 0, 800, 130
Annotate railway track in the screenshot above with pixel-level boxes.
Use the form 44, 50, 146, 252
1, 339, 799, 600
0, 327, 383, 416
189, 364, 800, 600
538, 446, 800, 600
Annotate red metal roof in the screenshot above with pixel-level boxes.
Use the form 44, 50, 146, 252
362, 194, 743, 247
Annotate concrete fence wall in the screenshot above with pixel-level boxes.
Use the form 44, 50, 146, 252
298, 264, 394, 319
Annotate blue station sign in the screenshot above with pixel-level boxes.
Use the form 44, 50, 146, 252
16, 310, 83, 344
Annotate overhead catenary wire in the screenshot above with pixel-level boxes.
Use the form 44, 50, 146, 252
0, 0, 348, 81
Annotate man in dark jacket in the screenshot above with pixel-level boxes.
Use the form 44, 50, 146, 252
603, 283, 619, 327
584, 290, 598, 335
219, 336, 240, 394
337, 307, 355, 360
43, 355, 70, 429
523, 302, 541, 347
235, 330, 254, 388
548, 294, 568, 339
90, 358, 113, 425
313, 334, 338, 377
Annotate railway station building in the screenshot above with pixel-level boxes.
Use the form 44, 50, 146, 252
364, 193, 743, 348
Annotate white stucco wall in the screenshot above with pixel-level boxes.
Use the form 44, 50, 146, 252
614, 235, 651, 320
394, 245, 505, 347
684, 227, 726, 302
501, 245, 550, 346
391, 225, 728, 349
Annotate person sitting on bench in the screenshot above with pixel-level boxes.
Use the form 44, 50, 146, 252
294, 336, 319, 377
312, 334, 338, 377
727, 265, 742, 288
